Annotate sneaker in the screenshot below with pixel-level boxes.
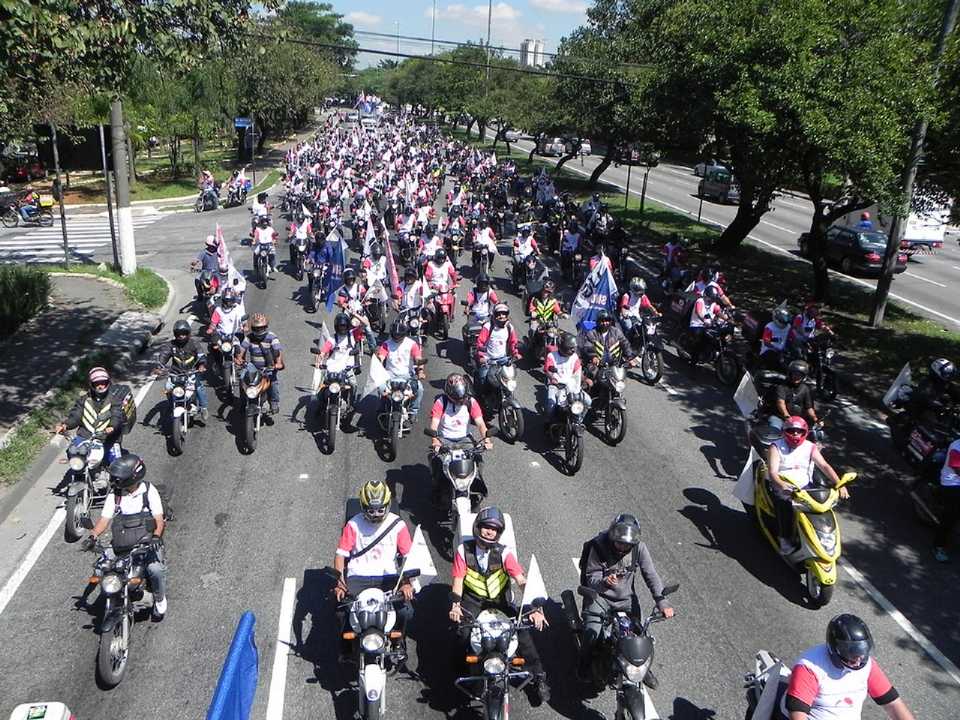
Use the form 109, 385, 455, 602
525, 676, 546, 708
934, 547, 950, 563
199, 407, 209, 422
270, 401, 280, 415
152, 596, 167, 620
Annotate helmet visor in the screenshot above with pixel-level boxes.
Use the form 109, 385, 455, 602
609, 522, 640, 546
835, 640, 872, 669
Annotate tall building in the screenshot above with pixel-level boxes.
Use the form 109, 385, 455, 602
520, 39, 545, 68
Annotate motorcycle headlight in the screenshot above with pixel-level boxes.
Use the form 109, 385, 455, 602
614, 380, 626, 393
825, 349, 835, 360
221, 341, 232, 353
819, 527, 837, 554
483, 657, 506, 675
245, 386, 260, 399
392, 391, 404, 402
69, 456, 85, 472
504, 379, 517, 392
328, 382, 341, 394
361, 632, 386, 653
172, 386, 186, 398
409, 318, 420, 329
366, 687, 381, 702
570, 400, 585, 415
620, 656, 650, 682
101, 573, 123, 595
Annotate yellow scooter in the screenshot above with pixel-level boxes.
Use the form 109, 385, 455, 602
744, 461, 857, 608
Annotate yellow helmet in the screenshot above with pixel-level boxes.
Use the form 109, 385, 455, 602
359, 480, 392, 523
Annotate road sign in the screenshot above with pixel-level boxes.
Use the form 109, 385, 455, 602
234, 117, 253, 129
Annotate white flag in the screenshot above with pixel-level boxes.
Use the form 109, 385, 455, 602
400, 525, 438, 592
310, 322, 332, 395
882, 362, 912, 409
733, 447, 761, 504
733, 372, 760, 419
519, 554, 548, 611
361, 353, 390, 399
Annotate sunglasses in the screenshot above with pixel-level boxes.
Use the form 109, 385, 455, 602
784, 429, 806, 436
92, 382, 110, 389
366, 506, 387, 517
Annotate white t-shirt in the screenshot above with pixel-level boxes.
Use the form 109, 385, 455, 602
100, 482, 164, 520
213, 304, 246, 337
483, 325, 510, 360
772, 438, 815, 497
382, 337, 418, 378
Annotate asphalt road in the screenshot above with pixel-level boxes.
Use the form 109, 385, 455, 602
0, 155, 958, 720
508, 137, 960, 330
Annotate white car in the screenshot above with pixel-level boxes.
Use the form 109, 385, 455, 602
540, 137, 566, 157
566, 138, 592, 156
504, 129, 522, 142
694, 159, 727, 177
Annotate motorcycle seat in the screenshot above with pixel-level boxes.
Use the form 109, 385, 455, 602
755, 370, 786, 385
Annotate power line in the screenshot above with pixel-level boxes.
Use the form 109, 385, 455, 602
242, 32, 643, 85
350, 28, 652, 71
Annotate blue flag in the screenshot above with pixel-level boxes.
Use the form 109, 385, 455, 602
325, 232, 348, 313
206, 612, 258, 720
572, 255, 618, 332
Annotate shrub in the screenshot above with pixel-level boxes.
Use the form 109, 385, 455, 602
0, 266, 50, 339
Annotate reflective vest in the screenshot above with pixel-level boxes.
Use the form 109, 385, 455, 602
81, 397, 113, 435
462, 541, 510, 601
530, 297, 558, 323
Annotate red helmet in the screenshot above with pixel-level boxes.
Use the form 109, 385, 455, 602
861, 211, 871, 220
783, 416, 809, 448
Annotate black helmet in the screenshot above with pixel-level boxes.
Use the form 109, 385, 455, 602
434, 248, 447, 264
334, 313, 351, 335
370, 243, 383, 259
109, 453, 146, 490
343, 268, 357, 283
826, 614, 874, 670
931, 357, 956, 383
173, 319, 191, 343
607, 513, 641, 548
703, 285, 720, 303
539, 279, 555, 295
257, 192, 268, 203
788, 359, 809, 383
390, 320, 407, 341
559, 332, 577, 357
221, 288, 238, 308
444, 373, 468, 403
476, 273, 491, 290
473, 506, 506, 547
774, 307, 791, 326
258, 215, 271, 227
596, 309, 613, 328
404, 266, 417, 281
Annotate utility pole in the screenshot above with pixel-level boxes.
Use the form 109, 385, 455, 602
98, 124, 119, 271
49, 123, 69, 268
485, 0, 493, 88
431, 0, 437, 55
395, 21, 400, 55
110, 98, 137, 275
870, 0, 959, 327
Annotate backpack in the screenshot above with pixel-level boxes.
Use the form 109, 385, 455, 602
111, 384, 137, 435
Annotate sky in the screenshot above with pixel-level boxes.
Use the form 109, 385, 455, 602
327, 0, 590, 68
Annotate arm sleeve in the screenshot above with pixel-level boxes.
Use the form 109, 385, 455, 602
64, 397, 83, 429
786, 665, 818, 713
147, 485, 164, 519
100, 493, 117, 520
468, 399, 483, 421
762, 326, 773, 343
543, 355, 556, 374
452, 547, 467, 579
396, 524, 413, 556
503, 552, 524, 578
868, 662, 898, 705
584, 542, 606, 589
335, 522, 357, 558
410, 343, 422, 362
429, 398, 444, 420
640, 295, 653, 310
636, 543, 667, 605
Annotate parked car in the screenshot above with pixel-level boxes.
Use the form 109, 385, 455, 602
698, 167, 740, 204
798, 225, 908, 276
693, 158, 727, 177
504, 129, 522, 142
565, 138, 592, 155
539, 137, 566, 157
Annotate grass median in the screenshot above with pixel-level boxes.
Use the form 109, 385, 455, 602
450, 123, 960, 408
41, 266, 168, 310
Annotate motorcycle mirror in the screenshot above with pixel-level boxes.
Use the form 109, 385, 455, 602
403, 568, 422, 580
661, 583, 680, 597
424, 428, 438, 438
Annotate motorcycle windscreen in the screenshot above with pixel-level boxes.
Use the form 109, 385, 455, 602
751, 659, 787, 720
398, 524, 438, 592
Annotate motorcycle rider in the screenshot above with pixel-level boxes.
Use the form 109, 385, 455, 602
513, 225, 540, 265
767, 416, 847, 554
235, 313, 284, 415
252, 214, 278, 273
153, 320, 209, 422
289, 212, 313, 268
448, 506, 548, 707
82, 454, 168, 620
785, 614, 916, 720
191, 236, 221, 299
333, 480, 415, 649
577, 513, 674, 684
361, 242, 388, 288
792, 302, 833, 345
55, 367, 125, 465
907, 358, 960, 428
687, 284, 724, 366
475, 303, 522, 392
316, 312, 363, 394
544, 332, 591, 421
768, 360, 819, 427
560, 220, 583, 278
578, 309, 636, 377
619, 277, 660, 338
464, 273, 499, 326
18, 185, 41, 220
759, 307, 792, 370
428, 374, 493, 503
394, 266, 426, 314
375, 320, 426, 422
472, 217, 498, 270
933, 436, 960, 562
206, 288, 248, 341
528, 280, 562, 350
336, 268, 378, 350
250, 191, 271, 232
425, 247, 459, 324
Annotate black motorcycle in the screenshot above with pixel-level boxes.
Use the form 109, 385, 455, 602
194, 183, 221, 213
589, 361, 630, 445
547, 385, 588, 475
378, 376, 420, 460
305, 259, 330, 313
237, 365, 269, 453
627, 316, 664, 385
425, 430, 489, 557
288, 235, 309, 281
800, 334, 839, 400
473, 358, 525, 443
225, 183, 248, 208
562, 582, 678, 719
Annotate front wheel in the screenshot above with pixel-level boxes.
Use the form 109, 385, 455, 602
326, 405, 338, 453
0, 209, 18, 228
386, 413, 401, 461
170, 412, 185, 455
498, 401, 524, 443
363, 697, 383, 720
604, 405, 627, 445
640, 347, 663, 384
564, 429, 583, 474
64, 486, 90, 542
243, 412, 258, 453
194, 198, 204, 213
96, 612, 130, 688
439, 311, 449, 340
38, 209, 54, 227
715, 350, 740, 386
804, 572, 834, 608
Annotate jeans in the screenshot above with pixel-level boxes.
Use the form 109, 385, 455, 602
146, 556, 168, 600
164, 376, 208, 409
362, 324, 378, 351
475, 357, 508, 391
19, 206, 37, 220
934, 485, 960, 548
246, 364, 280, 404
71, 435, 122, 465
620, 316, 638, 336
545, 385, 591, 416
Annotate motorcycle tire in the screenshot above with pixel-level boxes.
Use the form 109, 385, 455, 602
820, 370, 839, 401
64, 488, 90, 542
38, 209, 54, 227
243, 413, 258, 453
804, 574, 834, 609
364, 696, 383, 720
641, 348, 663, 384
96, 613, 130, 688
170, 413, 185, 456
715, 350, 740, 386
560, 589, 583, 632
326, 406, 338, 453
564, 430, 584, 474
604, 405, 627, 445
439, 312, 449, 340
387, 413, 401, 461
498, 402, 524, 444
1, 209, 19, 228
194, 198, 204, 213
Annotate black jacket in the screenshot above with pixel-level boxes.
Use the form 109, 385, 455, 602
156, 338, 207, 373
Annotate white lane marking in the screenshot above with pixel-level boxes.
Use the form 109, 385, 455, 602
904, 271, 947, 288
759, 219, 795, 234
0, 508, 66, 617
841, 560, 960, 687
298, 473, 309, 480
265, 577, 298, 720
572, 557, 580, 573
660, 382, 679, 396
134, 378, 156, 407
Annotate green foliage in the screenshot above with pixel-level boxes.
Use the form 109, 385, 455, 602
0, 266, 50, 339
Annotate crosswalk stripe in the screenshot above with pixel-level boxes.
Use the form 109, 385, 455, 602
0, 214, 160, 263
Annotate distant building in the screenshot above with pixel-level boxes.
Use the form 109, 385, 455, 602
520, 39, 545, 68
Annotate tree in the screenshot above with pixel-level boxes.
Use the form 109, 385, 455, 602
277, 1, 357, 68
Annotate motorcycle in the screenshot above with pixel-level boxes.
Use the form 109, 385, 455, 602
627, 316, 664, 385
446, 226, 464, 261
399, 306, 428, 349
253, 242, 274, 287
237, 364, 270, 453
473, 358, 525, 443
339, 569, 421, 720
288, 235, 309, 281
397, 231, 415, 265
472, 243, 494, 274
743, 649, 791, 720
682, 319, 741, 386
737, 458, 857, 608
798, 334, 839, 400
162, 370, 201, 456
589, 361, 630, 445
378, 376, 419, 460
309, 348, 359, 454
428, 286, 457, 340
525, 315, 561, 365
87, 537, 159, 688
210, 331, 240, 400
454, 599, 545, 720
194, 184, 221, 213
546, 385, 588, 475
562, 582, 679, 719
305, 260, 330, 313
425, 430, 489, 557
62, 436, 111, 542
460, 304, 486, 373
225, 183, 248, 208
1, 199, 54, 228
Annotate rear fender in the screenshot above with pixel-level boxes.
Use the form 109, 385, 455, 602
806, 558, 837, 586
172, 405, 187, 419
611, 397, 627, 411
485, 682, 505, 720
245, 398, 262, 418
